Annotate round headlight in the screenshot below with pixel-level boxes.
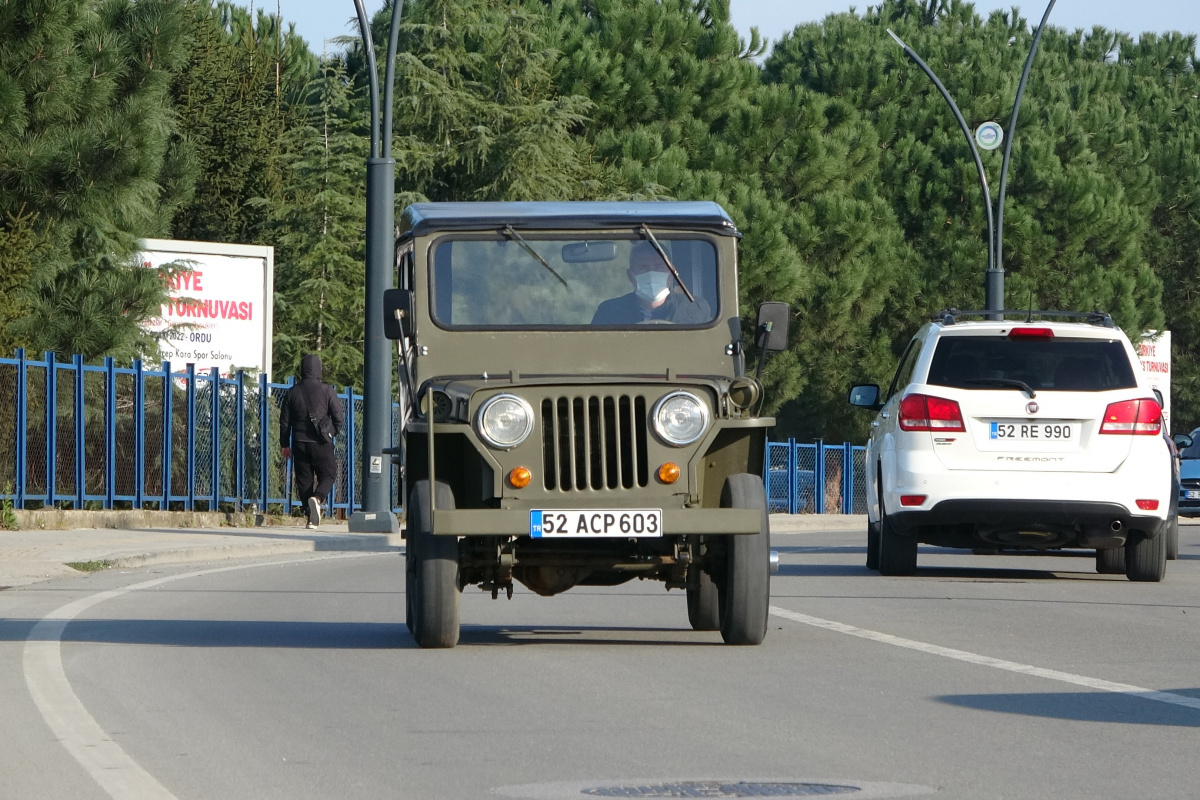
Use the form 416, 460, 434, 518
475, 394, 534, 449
652, 391, 709, 446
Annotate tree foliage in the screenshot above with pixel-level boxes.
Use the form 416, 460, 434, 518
261, 57, 368, 389
0, 0, 195, 361
5, 0, 1200, 437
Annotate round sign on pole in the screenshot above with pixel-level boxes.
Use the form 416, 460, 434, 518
976, 121, 1004, 151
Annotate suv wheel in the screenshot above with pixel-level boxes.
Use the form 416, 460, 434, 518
1095, 547, 1125, 574
866, 521, 881, 571
866, 478, 882, 571
1125, 530, 1167, 582
408, 479, 462, 648
878, 497, 917, 576
1167, 510, 1180, 561
717, 474, 770, 645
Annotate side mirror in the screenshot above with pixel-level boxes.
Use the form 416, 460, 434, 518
756, 302, 790, 352
848, 384, 882, 410
383, 289, 414, 340
1173, 433, 1193, 450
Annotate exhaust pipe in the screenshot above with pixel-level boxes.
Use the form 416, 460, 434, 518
1110, 520, 1123, 532
769, 550, 780, 574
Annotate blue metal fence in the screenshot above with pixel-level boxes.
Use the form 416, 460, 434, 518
0, 347, 855, 517
764, 439, 867, 515
0, 349, 400, 515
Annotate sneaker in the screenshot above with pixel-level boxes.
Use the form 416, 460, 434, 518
307, 496, 322, 528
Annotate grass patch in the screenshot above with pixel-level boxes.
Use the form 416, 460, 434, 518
65, 560, 115, 573
1, 484, 17, 531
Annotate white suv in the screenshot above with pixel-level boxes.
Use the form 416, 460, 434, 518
849, 311, 1171, 581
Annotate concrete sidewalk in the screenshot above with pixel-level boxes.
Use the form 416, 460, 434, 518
0, 513, 864, 590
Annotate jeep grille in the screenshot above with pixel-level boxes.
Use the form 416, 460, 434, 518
541, 395, 649, 490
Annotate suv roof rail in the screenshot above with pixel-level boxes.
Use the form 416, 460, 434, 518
933, 308, 1114, 329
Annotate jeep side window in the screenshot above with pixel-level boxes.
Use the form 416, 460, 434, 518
885, 338, 921, 403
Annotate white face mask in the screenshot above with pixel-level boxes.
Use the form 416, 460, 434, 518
634, 271, 670, 304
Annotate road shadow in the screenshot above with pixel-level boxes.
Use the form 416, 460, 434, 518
8, 618, 719, 649
773, 562, 1065, 580
458, 624, 724, 647
938, 690, 1200, 727
772, 545, 866, 555
11, 618, 408, 649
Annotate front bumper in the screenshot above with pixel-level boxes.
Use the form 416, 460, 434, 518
431, 507, 761, 536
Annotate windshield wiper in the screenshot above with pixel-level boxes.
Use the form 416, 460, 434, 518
963, 378, 1037, 398
503, 225, 567, 288
639, 224, 696, 303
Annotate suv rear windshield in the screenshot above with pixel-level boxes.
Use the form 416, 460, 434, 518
927, 337, 1137, 392
429, 235, 719, 329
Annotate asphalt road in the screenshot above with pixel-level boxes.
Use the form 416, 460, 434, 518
4, 524, 1200, 800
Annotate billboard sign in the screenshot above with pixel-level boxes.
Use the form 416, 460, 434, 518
1139, 330, 1171, 434
138, 239, 275, 379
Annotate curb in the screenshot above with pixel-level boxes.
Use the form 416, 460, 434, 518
103, 535, 404, 571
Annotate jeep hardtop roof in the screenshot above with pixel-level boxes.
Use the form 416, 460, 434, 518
399, 201, 740, 238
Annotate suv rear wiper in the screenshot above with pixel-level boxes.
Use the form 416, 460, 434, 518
503, 225, 568, 288
963, 378, 1037, 398
639, 224, 696, 303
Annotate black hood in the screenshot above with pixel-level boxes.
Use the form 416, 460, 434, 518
300, 354, 323, 380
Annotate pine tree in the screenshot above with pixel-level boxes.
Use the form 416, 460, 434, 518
260, 56, 368, 390
763, 0, 1167, 438
350, 0, 601, 204
169, 2, 317, 244
0, 0, 196, 361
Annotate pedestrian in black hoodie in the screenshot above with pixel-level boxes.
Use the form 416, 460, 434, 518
280, 354, 344, 528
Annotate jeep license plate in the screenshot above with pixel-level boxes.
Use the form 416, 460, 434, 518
988, 421, 1078, 441
530, 509, 663, 538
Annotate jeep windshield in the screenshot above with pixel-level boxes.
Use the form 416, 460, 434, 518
429, 234, 719, 328
927, 337, 1137, 392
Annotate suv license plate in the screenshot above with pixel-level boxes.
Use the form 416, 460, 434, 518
989, 421, 1077, 441
531, 509, 663, 538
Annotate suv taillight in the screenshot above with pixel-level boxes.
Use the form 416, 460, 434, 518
1008, 326, 1054, 340
899, 394, 966, 432
1099, 398, 1163, 435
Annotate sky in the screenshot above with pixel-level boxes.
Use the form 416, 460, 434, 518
275, 1, 1200, 56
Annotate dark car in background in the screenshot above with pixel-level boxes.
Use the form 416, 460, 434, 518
1178, 429, 1200, 517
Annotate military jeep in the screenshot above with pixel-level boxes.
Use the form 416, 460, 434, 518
383, 201, 789, 648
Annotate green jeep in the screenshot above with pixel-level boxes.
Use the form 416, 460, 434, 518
383, 201, 789, 648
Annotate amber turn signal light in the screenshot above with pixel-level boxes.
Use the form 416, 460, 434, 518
658, 462, 681, 484
508, 467, 532, 488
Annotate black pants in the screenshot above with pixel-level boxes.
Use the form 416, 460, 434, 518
293, 440, 337, 507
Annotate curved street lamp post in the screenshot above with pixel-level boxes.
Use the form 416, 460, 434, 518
888, 0, 1056, 319
349, 0, 403, 533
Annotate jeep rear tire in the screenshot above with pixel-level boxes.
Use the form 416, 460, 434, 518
687, 562, 721, 631
1125, 530, 1166, 583
878, 499, 917, 576
408, 480, 462, 647
718, 474, 770, 645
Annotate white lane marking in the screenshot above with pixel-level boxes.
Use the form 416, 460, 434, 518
769, 605, 1200, 713
25, 552, 383, 800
